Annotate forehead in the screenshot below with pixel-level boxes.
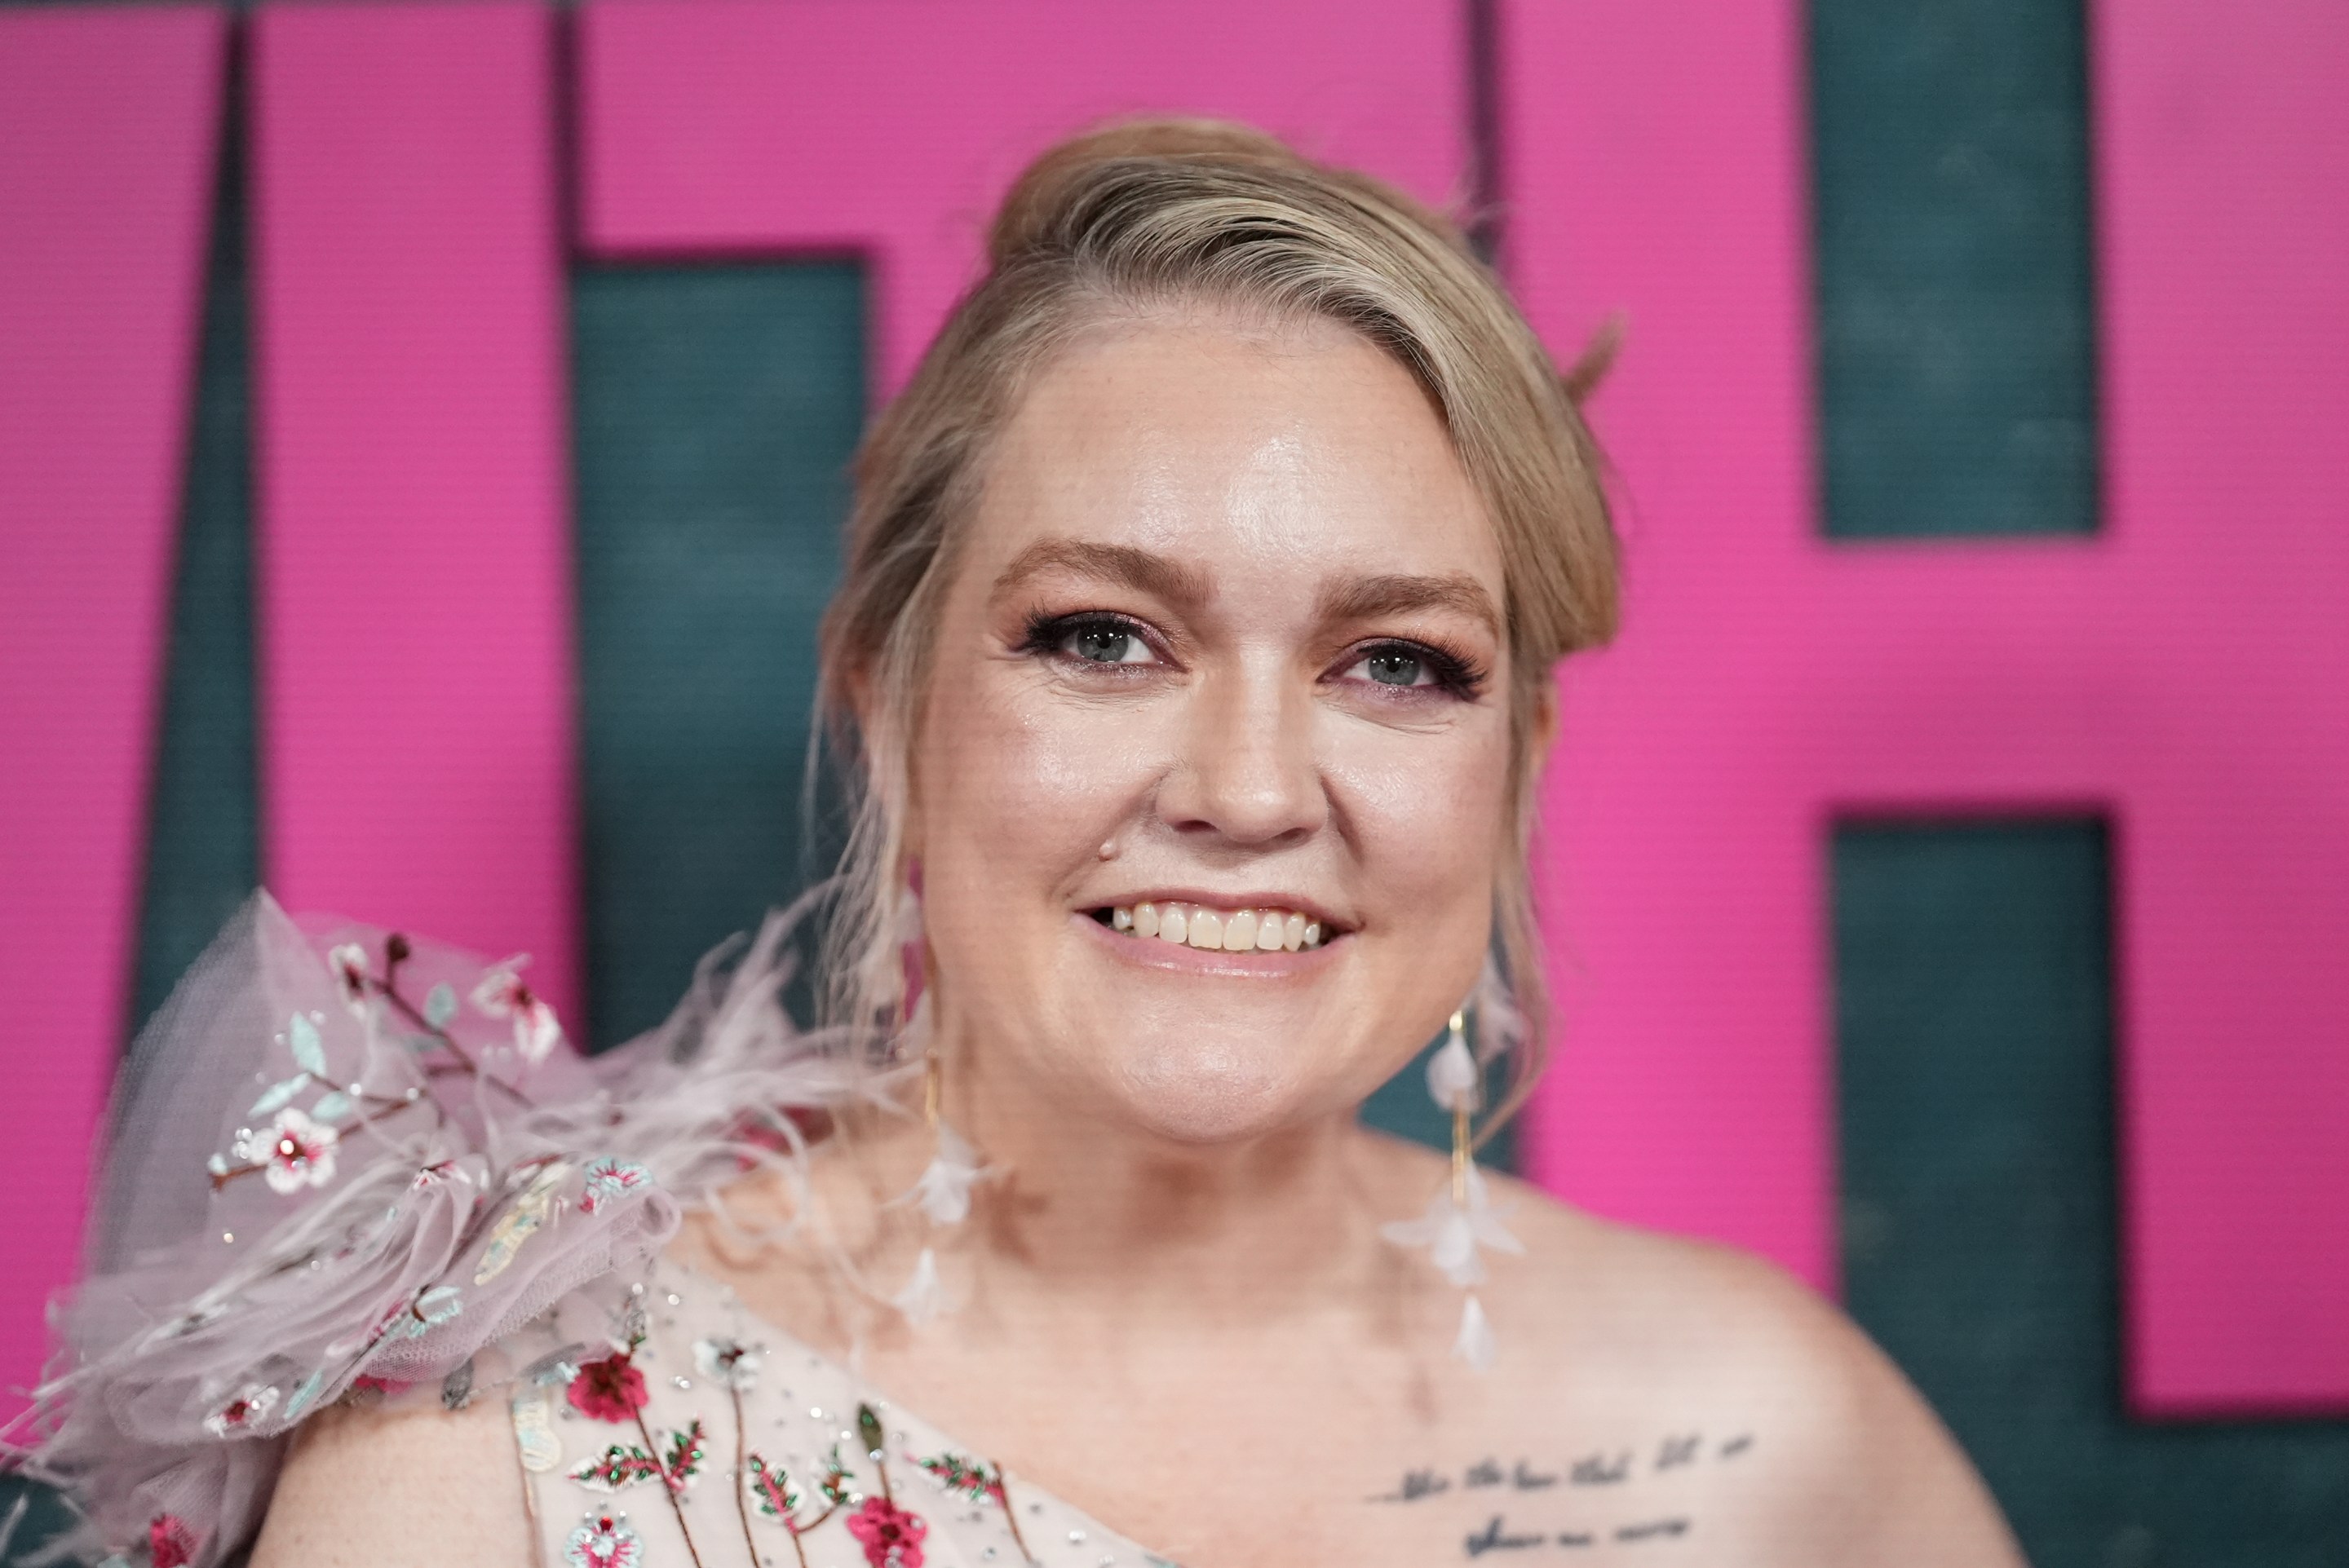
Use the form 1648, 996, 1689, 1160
966, 314, 1502, 596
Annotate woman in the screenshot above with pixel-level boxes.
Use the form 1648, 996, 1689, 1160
21, 122, 2020, 1566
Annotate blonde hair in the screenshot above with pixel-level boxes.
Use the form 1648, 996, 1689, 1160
816, 119, 1618, 1124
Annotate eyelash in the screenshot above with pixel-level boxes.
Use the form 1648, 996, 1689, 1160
1019, 612, 1489, 701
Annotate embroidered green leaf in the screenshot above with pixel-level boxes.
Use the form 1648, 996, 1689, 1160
250, 1074, 310, 1117
287, 1013, 326, 1076
282, 1367, 328, 1420
856, 1402, 884, 1456
746, 1453, 799, 1517
915, 1451, 1001, 1505
663, 1418, 708, 1488
818, 1443, 854, 1505
310, 1090, 354, 1124
570, 1443, 663, 1491
424, 982, 458, 1029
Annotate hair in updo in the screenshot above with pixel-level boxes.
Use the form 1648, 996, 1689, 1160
817, 118, 1618, 1122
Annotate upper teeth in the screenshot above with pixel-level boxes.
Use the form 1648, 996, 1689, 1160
1109, 903, 1325, 952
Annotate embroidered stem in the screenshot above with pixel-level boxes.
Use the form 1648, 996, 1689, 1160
996, 1465, 1036, 1565
631, 1402, 707, 1568
730, 1384, 760, 1568
373, 972, 537, 1108
207, 1097, 431, 1191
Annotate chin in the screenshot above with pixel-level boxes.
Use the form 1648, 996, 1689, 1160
1108, 1033, 1319, 1146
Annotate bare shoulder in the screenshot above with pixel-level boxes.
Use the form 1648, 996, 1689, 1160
1485, 1173, 2025, 1566
249, 1394, 527, 1568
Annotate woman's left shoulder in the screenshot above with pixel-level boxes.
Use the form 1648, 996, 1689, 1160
1486, 1175, 2025, 1565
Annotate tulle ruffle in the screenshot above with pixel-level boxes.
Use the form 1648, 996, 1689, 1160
7, 890, 880, 1566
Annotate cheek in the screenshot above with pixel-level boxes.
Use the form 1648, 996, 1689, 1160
1328, 714, 1515, 919
915, 662, 1160, 897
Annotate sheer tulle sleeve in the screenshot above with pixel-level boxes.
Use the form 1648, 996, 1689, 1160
9, 891, 870, 1567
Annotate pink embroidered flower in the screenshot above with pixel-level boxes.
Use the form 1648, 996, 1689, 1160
470, 954, 564, 1063
232, 1106, 339, 1195
844, 1497, 928, 1568
567, 1352, 648, 1423
325, 942, 372, 1014
579, 1156, 652, 1215
148, 1513, 198, 1568
202, 1381, 279, 1437
564, 1513, 644, 1568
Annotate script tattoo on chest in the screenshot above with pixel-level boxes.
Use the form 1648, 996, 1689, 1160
1367, 1431, 1757, 1557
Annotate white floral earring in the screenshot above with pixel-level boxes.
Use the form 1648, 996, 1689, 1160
1381, 1001, 1523, 1370
887, 994, 988, 1324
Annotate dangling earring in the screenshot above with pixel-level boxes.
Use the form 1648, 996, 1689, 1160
1381, 1004, 1524, 1370
888, 1018, 988, 1325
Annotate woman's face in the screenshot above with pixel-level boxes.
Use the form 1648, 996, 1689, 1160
910, 311, 1519, 1147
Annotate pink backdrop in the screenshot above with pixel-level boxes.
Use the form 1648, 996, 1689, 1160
2, 0, 2342, 1419
252, 1, 582, 1034
1506, 0, 2349, 1415
0, 5, 225, 1412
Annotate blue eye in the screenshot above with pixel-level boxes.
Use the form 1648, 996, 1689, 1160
1334, 639, 1485, 698
1026, 613, 1160, 667
1068, 623, 1141, 663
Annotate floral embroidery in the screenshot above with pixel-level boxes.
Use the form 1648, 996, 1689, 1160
281, 1368, 329, 1421
563, 1512, 644, 1568
844, 1497, 928, 1568
387, 1283, 464, 1340
914, 1451, 1006, 1509
230, 1106, 340, 1195
580, 1156, 652, 1215
147, 1514, 198, 1568
475, 1161, 568, 1283
838, 1405, 930, 1567
202, 1383, 279, 1437
745, 1453, 799, 1518
691, 1335, 757, 1391
661, 1418, 708, 1489
471, 954, 565, 1063
326, 943, 371, 1015
567, 1351, 648, 1423
569, 1443, 665, 1492
911, 1449, 1032, 1561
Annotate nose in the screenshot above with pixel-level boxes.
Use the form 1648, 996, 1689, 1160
1154, 657, 1327, 849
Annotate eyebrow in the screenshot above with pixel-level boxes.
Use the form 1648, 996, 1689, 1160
991, 538, 1501, 639
990, 539, 1213, 612
1317, 572, 1501, 638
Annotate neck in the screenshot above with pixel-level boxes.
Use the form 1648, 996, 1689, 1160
851, 1054, 1405, 1331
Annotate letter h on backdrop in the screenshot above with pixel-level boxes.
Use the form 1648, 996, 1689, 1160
1, 0, 2340, 1418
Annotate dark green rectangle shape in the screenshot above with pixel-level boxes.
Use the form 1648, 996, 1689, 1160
1810, 0, 2099, 537
569, 262, 866, 1048
1835, 821, 2349, 1563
